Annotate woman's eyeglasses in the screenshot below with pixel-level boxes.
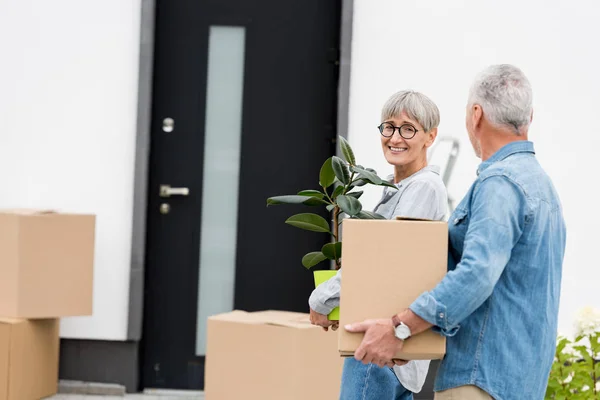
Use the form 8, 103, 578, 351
377, 122, 418, 139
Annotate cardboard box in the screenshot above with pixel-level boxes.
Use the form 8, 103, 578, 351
0, 210, 95, 318
0, 318, 59, 400
338, 218, 447, 360
205, 310, 343, 400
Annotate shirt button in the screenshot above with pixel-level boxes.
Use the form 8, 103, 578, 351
439, 313, 445, 319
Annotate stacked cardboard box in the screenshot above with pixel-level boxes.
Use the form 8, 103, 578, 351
0, 210, 95, 400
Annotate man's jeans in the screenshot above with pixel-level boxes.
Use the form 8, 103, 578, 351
340, 358, 414, 400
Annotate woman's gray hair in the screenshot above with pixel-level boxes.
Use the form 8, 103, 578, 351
468, 64, 533, 135
381, 90, 440, 133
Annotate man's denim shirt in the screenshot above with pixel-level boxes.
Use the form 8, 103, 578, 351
410, 141, 566, 400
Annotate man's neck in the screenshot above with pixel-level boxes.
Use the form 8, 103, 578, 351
480, 130, 529, 161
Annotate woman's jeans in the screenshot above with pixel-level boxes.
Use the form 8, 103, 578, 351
339, 357, 414, 400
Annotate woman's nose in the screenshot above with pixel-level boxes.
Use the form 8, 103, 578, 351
389, 132, 406, 144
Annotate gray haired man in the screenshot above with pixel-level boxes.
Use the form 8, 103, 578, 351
345, 64, 566, 400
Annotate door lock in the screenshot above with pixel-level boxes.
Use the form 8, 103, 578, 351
162, 117, 175, 132
159, 184, 190, 197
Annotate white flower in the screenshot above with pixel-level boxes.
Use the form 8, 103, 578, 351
574, 306, 600, 337
581, 385, 590, 392
596, 381, 600, 391
562, 342, 580, 361
563, 372, 574, 384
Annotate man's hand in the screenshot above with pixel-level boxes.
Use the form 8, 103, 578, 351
309, 308, 339, 331
344, 318, 404, 368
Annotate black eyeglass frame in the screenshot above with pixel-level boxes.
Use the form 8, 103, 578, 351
377, 122, 419, 140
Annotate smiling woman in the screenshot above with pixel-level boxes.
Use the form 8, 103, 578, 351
308, 89, 447, 399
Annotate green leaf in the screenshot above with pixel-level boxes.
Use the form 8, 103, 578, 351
355, 210, 386, 219
297, 190, 325, 199
319, 157, 336, 188
591, 333, 600, 353
346, 190, 363, 199
321, 242, 342, 260
351, 166, 382, 185
285, 213, 331, 233
337, 195, 362, 216
556, 337, 569, 354
332, 185, 344, 199
332, 156, 350, 184
301, 252, 328, 269
338, 136, 356, 166
379, 180, 398, 189
574, 346, 591, 360
267, 195, 327, 206
351, 178, 368, 187
326, 204, 335, 212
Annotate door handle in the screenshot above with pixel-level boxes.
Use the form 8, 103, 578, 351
159, 184, 190, 197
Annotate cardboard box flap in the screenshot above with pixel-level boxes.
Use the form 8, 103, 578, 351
0, 209, 58, 216
0, 318, 22, 325
264, 315, 314, 329
395, 216, 436, 222
208, 310, 316, 329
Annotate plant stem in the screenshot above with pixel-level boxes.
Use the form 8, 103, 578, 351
592, 340, 597, 395
333, 205, 341, 270
558, 360, 567, 393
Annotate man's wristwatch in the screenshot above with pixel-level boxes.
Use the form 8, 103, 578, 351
391, 314, 412, 340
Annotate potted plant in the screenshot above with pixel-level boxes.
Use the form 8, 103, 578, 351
266, 136, 396, 319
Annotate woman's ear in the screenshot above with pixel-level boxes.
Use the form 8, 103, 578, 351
424, 127, 438, 148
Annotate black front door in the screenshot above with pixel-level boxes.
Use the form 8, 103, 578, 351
141, 0, 341, 390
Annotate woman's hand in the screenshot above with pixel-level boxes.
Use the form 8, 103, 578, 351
309, 307, 339, 331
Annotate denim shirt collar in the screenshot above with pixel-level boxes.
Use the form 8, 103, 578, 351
477, 141, 535, 175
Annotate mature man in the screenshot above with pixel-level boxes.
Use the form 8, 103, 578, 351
346, 64, 566, 399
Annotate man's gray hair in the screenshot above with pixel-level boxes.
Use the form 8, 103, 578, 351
381, 90, 440, 133
468, 64, 533, 134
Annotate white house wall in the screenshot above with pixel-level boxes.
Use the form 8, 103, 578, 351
0, 0, 142, 340
347, 0, 600, 336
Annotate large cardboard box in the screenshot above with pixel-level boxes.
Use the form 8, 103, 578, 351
338, 218, 447, 360
205, 310, 343, 400
0, 318, 59, 400
0, 210, 95, 318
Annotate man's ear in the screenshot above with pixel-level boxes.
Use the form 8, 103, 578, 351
425, 127, 438, 148
472, 104, 483, 129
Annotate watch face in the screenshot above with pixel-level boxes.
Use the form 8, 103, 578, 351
395, 324, 411, 340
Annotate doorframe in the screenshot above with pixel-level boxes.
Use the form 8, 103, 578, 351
55, 0, 354, 393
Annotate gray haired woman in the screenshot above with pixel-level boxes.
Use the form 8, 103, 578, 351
309, 90, 448, 400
